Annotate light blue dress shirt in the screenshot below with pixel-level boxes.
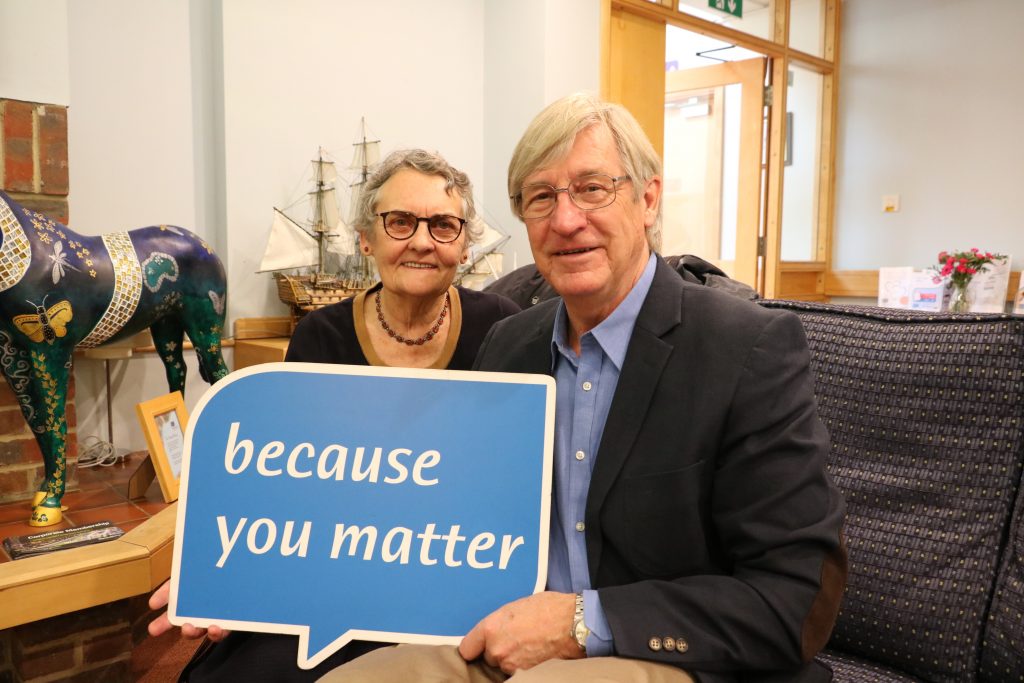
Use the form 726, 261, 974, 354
545, 252, 658, 656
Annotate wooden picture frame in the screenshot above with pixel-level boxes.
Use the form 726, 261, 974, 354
135, 391, 188, 503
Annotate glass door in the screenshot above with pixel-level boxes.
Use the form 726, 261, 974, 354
662, 58, 765, 289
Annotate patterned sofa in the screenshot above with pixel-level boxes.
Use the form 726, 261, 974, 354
760, 301, 1024, 683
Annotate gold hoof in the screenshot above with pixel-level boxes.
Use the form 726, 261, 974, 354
29, 504, 63, 527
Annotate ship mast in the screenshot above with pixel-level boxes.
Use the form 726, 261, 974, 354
311, 147, 338, 285
349, 118, 380, 284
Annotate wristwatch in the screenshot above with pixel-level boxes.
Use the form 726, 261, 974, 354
571, 592, 590, 652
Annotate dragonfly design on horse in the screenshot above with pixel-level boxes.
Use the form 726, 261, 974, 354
0, 190, 228, 526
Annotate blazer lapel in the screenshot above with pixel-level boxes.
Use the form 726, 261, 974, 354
585, 259, 684, 575
499, 300, 558, 375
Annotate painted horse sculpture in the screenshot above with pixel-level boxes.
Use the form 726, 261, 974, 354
0, 191, 228, 526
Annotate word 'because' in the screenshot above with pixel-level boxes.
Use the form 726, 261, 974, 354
223, 422, 441, 486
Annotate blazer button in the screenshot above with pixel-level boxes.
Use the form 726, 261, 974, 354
663, 637, 676, 651
648, 637, 663, 652
676, 638, 689, 653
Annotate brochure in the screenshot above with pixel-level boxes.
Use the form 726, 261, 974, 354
3, 521, 125, 560
965, 255, 1012, 313
878, 267, 944, 311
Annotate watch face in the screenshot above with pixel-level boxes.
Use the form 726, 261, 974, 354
574, 619, 590, 645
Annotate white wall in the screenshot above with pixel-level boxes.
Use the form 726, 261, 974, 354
834, 0, 1024, 272
220, 0, 486, 321
0, 0, 70, 105
482, 0, 601, 269
11, 0, 599, 454
63, 0, 219, 453
66, 2, 598, 456
66, 0, 201, 235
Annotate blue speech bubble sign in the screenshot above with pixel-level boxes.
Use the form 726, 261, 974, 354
168, 363, 554, 669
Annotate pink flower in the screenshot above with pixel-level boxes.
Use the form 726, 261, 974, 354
957, 264, 967, 273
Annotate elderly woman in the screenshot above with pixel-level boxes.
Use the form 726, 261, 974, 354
147, 149, 519, 681
287, 148, 520, 368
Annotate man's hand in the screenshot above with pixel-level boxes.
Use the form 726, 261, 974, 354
458, 591, 583, 674
147, 580, 230, 642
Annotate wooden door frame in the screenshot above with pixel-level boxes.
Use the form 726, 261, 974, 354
602, 0, 841, 301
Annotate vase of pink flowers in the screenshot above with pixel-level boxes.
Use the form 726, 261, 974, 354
933, 248, 1005, 313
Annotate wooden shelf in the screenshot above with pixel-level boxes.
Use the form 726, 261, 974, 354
0, 503, 176, 630
234, 338, 289, 370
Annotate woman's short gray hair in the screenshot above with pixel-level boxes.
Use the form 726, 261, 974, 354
353, 148, 483, 245
507, 92, 663, 252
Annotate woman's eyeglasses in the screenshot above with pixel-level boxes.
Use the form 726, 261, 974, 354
377, 211, 465, 243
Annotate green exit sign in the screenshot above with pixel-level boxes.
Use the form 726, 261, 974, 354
708, 0, 743, 19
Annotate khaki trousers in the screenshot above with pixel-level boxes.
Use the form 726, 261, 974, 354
317, 644, 695, 683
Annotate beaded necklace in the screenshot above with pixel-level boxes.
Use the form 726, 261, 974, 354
375, 290, 450, 346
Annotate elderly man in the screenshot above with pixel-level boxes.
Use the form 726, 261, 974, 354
321, 93, 847, 682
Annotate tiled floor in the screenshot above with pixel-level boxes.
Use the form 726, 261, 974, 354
0, 451, 171, 562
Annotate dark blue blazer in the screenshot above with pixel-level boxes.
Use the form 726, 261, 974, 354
474, 257, 846, 683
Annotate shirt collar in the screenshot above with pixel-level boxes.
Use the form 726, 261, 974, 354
550, 252, 658, 371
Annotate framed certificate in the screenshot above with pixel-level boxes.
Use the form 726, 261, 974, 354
136, 391, 189, 503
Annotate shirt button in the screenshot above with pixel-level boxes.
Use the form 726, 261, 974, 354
663, 637, 676, 651
530, 296, 540, 305
582, 381, 593, 391
575, 450, 585, 461
676, 638, 689, 653
648, 637, 662, 652
575, 521, 585, 532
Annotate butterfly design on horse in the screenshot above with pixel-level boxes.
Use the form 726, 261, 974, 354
0, 190, 229, 526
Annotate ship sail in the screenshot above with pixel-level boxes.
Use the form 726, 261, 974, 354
456, 218, 510, 289
258, 210, 320, 272
350, 118, 380, 171
317, 159, 337, 185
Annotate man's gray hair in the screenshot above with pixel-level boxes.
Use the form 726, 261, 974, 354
354, 148, 483, 245
507, 92, 663, 251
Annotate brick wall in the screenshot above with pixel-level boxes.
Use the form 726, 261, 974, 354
1, 99, 69, 218
0, 628, 12, 683
0, 98, 77, 504
0, 596, 151, 683
0, 379, 78, 506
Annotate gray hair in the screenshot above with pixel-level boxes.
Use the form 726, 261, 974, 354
507, 92, 663, 251
353, 148, 483, 245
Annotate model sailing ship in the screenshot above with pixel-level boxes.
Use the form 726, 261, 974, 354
260, 119, 511, 321
258, 120, 380, 321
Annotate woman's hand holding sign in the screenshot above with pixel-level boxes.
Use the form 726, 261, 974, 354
148, 580, 230, 642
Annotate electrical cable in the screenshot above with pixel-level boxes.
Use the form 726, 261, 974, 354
76, 434, 125, 468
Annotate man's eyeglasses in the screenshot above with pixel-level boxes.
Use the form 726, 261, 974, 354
377, 211, 466, 243
512, 173, 632, 219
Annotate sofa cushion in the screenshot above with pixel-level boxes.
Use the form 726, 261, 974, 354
978, 474, 1024, 682
760, 302, 1024, 682
820, 650, 926, 683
